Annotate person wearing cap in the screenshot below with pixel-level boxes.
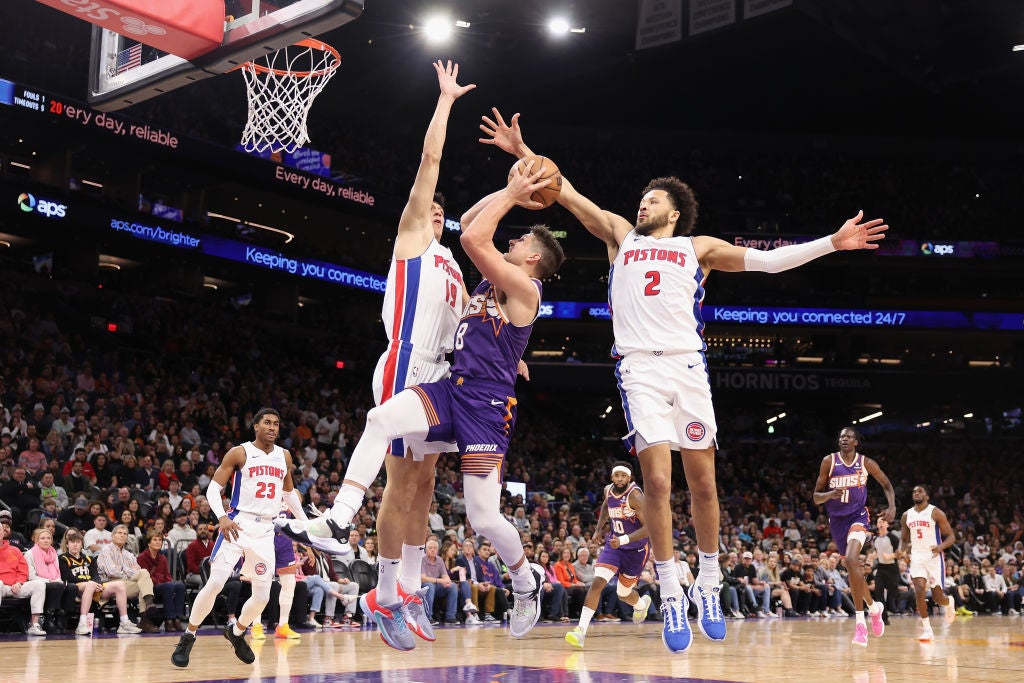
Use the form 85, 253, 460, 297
971, 535, 991, 563
167, 507, 197, 551
0, 508, 28, 551
735, 550, 774, 618
51, 408, 75, 440
565, 462, 652, 649
58, 496, 94, 532
0, 515, 49, 635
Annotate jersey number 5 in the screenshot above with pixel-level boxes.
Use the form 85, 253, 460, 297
915, 529, 924, 539
644, 271, 661, 296
254, 481, 277, 499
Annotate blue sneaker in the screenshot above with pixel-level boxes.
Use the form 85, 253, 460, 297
689, 583, 726, 641
660, 594, 692, 653
359, 589, 416, 651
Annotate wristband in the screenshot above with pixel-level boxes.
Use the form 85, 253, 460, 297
618, 534, 630, 546
207, 480, 227, 519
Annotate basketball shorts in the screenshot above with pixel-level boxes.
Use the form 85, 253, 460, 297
828, 508, 871, 555
615, 351, 718, 453
909, 551, 945, 589
596, 542, 650, 581
209, 511, 276, 582
373, 341, 457, 460
411, 375, 518, 481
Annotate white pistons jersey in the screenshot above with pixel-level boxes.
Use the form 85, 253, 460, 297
905, 504, 940, 554
382, 239, 464, 355
230, 441, 288, 518
609, 230, 708, 356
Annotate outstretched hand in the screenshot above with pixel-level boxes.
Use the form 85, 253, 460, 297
831, 210, 888, 251
480, 107, 524, 156
433, 60, 476, 100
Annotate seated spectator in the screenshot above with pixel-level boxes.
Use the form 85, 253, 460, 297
167, 507, 197, 552
475, 540, 509, 622
23, 527, 66, 633
442, 539, 476, 621
137, 530, 187, 631
0, 467, 40, 525
422, 538, 458, 625
536, 549, 568, 622
0, 517, 48, 635
554, 546, 587, 618
58, 496, 94, 533
59, 529, 139, 635
118, 509, 144, 554
96, 523, 158, 632
0, 509, 28, 551
183, 523, 215, 588
298, 543, 357, 628
84, 514, 112, 557
37, 472, 69, 511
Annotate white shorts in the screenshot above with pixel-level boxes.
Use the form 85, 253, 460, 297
616, 351, 718, 452
208, 512, 276, 582
908, 551, 944, 589
372, 341, 458, 460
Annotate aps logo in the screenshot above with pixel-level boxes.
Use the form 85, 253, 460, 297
920, 241, 954, 256
17, 192, 66, 219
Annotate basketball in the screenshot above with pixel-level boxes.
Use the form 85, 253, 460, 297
507, 155, 562, 209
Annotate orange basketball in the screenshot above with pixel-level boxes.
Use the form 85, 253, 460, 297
507, 155, 562, 209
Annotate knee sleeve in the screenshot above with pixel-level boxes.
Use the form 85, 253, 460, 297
593, 566, 615, 583
616, 581, 634, 599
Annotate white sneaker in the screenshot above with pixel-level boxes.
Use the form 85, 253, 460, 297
117, 621, 142, 634
632, 594, 652, 624
1009, 608, 1020, 616
463, 600, 479, 615
76, 620, 92, 636
465, 613, 482, 625
509, 564, 545, 638
26, 623, 47, 636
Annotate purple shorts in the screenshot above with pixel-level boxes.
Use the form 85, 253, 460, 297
829, 508, 871, 555
273, 531, 296, 570
595, 542, 650, 580
411, 376, 518, 481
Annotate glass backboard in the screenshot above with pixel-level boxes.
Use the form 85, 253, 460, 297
89, 0, 363, 111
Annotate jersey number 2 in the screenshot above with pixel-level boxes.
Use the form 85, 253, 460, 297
644, 271, 661, 296
254, 482, 277, 499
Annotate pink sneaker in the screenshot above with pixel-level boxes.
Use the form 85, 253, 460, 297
868, 602, 885, 637
852, 623, 868, 647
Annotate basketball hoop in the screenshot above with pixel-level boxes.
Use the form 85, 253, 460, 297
238, 38, 341, 154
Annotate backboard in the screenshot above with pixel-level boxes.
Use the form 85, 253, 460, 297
89, 0, 363, 111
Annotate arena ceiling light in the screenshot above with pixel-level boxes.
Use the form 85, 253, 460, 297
855, 411, 883, 424
1013, 44, 1024, 51
422, 16, 454, 42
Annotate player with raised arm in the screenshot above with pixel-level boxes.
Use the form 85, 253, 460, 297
565, 461, 651, 649
276, 61, 475, 642
171, 408, 307, 668
899, 484, 957, 642
480, 108, 887, 653
813, 427, 896, 647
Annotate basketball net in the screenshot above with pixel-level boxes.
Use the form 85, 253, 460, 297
239, 38, 340, 154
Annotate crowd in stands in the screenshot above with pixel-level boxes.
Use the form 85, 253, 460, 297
1, 258, 1022, 637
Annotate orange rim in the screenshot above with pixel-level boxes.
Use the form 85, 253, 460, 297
240, 38, 340, 78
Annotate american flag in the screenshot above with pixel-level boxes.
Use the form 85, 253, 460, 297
115, 43, 142, 74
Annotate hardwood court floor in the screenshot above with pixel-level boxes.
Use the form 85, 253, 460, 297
1, 614, 1021, 683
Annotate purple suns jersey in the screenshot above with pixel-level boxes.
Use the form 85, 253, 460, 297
823, 452, 869, 518
604, 482, 645, 551
449, 278, 541, 389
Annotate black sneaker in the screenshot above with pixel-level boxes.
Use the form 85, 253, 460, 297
326, 518, 352, 543
171, 632, 196, 668
224, 624, 255, 664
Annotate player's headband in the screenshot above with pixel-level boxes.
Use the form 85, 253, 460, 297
611, 465, 631, 477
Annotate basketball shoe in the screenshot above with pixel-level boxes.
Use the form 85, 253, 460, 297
943, 603, 957, 625
397, 583, 436, 642
633, 594, 652, 624
360, 588, 416, 651
509, 564, 545, 638
224, 624, 256, 663
868, 601, 885, 637
852, 622, 869, 647
660, 594, 692, 653
564, 626, 586, 649
275, 513, 352, 556
689, 583, 726, 641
